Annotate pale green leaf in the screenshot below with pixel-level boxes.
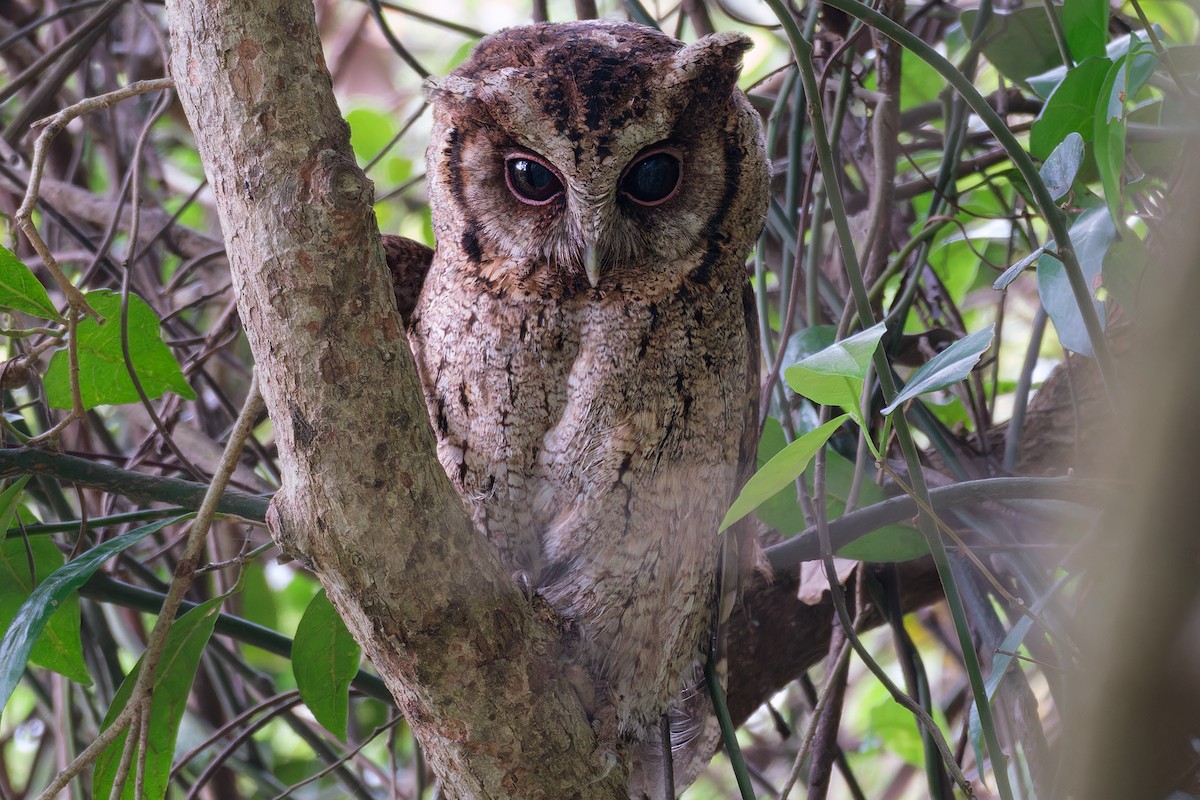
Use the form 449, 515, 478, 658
720, 415, 848, 532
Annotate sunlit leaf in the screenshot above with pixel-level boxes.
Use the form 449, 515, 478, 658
294, 589, 361, 741
882, 326, 995, 415
43, 290, 196, 410
1064, 0, 1108, 61
720, 415, 848, 532
93, 595, 222, 800
0, 245, 60, 321
785, 323, 886, 422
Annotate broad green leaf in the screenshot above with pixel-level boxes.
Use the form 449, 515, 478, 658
785, 323, 886, 423
994, 245, 1049, 291
781, 325, 836, 370
1038, 252, 1106, 355
1069, 206, 1119, 288
867, 696, 927, 768
961, 7, 1066, 88
1040, 132, 1086, 200
0, 245, 60, 321
1093, 39, 1156, 231
720, 415, 848, 532
43, 290, 196, 410
751, 417, 807, 535
787, 322, 886, 379
837, 525, 931, 561
0, 516, 188, 711
1102, 235, 1147, 311
1030, 58, 1112, 160
294, 590, 361, 741
0, 537, 89, 685
1027, 29, 1162, 96
882, 326, 995, 415
814, 454, 928, 562
1064, 0, 1108, 60
93, 595, 222, 800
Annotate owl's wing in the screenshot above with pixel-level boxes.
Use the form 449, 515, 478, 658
717, 282, 766, 630
381, 234, 434, 323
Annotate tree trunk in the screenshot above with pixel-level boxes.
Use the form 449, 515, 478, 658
164, 0, 623, 797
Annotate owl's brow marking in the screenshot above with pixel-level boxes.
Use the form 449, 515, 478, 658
690, 134, 745, 285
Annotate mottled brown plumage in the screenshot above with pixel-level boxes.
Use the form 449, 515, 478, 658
386, 20, 768, 769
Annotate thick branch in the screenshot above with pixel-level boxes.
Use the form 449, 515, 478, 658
163, 2, 619, 797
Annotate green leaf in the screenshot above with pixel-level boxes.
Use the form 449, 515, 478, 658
751, 417, 807, 535
1069, 206, 1119, 288
0, 516, 188, 711
294, 590, 361, 741
994, 245, 1049, 291
785, 323, 886, 424
1064, 0, 1108, 61
720, 415, 848, 532
1040, 132, 1085, 201
814, 454, 928, 562
43, 290, 196, 410
961, 7, 1066, 88
93, 595, 222, 800
837, 525, 931, 561
787, 322, 886, 379
882, 326, 995, 415
0, 537, 89, 685
0, 478, 87, 681
1038, 252, 1106, 355
346, 107, 397, 163
1102, 235, 1147, 312
1029, 58, 1112, 160
1027, 30, 1160, 97
1093, 40, 1156, 231
0, 245, 61, 321
867, 695, 927, 768
1031, 207, 1114, 354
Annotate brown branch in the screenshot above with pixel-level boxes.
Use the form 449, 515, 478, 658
163, 0, 623, 797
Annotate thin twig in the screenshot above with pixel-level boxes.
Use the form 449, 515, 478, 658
35, 374, 264, 800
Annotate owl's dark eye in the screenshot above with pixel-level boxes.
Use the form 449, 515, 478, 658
505, 155, 563, 204
620, 150, 682, 206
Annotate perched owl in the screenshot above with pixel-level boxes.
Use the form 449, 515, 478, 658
385, 18, 768, 761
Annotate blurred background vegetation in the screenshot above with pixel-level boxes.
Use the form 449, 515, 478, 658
1, 0, 1198, 797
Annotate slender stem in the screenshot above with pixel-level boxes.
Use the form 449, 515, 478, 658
813, 0, 1117, 404
765, 3, 1019, 795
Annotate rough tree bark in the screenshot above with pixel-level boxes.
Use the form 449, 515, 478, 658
164, 0, 624, 797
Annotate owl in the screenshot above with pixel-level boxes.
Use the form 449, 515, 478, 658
384, 18, 768, 763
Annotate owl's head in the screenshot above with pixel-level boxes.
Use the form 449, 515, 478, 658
423, 20, 769, 297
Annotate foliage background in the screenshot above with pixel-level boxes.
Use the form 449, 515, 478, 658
0, 0, 1196, 797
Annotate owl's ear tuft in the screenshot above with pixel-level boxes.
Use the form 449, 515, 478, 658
662, 31, 753, 94
422, 75, 481, 103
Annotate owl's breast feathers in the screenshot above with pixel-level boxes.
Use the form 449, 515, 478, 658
408, 252, 756, 732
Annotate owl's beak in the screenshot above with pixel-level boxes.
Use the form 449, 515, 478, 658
584, 245, 600, 288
